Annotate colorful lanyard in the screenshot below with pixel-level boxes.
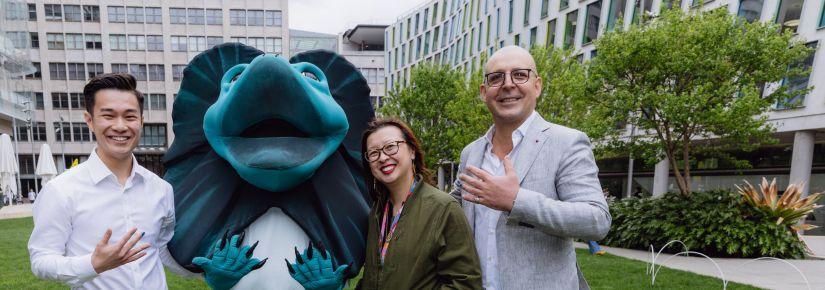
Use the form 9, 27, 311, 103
378, 180, 416, 265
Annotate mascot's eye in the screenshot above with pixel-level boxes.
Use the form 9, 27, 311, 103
302, 71, 319, 81
230, 73, 241, 83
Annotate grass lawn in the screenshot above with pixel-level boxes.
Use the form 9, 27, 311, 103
3, 217, 760, 289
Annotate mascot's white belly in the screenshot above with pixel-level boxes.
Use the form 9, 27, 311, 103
233, 207, 309, 290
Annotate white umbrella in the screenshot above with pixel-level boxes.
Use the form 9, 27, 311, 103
35, 144, 57, 185
0, 134, 19, 203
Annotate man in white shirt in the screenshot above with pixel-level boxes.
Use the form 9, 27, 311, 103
27, 188, 35, 203
28, 73, 263, 289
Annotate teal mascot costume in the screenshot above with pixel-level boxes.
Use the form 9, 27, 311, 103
163, 43, 374, 289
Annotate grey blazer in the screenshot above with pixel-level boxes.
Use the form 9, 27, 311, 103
451, 114, 611, 290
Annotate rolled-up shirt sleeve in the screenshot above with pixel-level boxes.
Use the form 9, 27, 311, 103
28, 184, 99, 287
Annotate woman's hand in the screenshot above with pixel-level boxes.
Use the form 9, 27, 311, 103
287, 241, 350, 290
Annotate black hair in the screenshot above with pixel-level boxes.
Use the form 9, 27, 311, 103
82, 73, 144, 115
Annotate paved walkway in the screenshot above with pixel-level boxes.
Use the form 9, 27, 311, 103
0, 203, 33, 220
577, 242, 825, 290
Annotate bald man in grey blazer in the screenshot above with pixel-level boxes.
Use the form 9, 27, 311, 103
452, 46, 611, 290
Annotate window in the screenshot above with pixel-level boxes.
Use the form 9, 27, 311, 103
108, 6, 125, 23
126, 7, 144, 23
65, 33, 84, 50
87, 63, 104, 79
508, 0, 514, 32
584, 1, 602, 44
524, 0, 531, 26
111, 63, 128, 74
140, 124, 167, 147
14, 125, 29, 143
30, 122, 46, 141
67, 63, 85, 80
820, 2, 825, 28
6, 32, 27, 49
83, 5, 100, 22
247, 10, 264, 26
529, 27, 537, 46
662, 0, 680, 9
206, 9, 222, 25
607, 0, 627, 30
541, 0, 549, 17
172, 65, 186, 81
434, 26, 441, 49
207, 36, 223, 48
72, 123, 92, 142
32, 92, 45, 109
54, 122, 71, 141
247, 37, 265, 50
28, 3, 36, 21
49, 63, 67, 80
52, 92, 70, 109
25, 62, 41, 79
136, 154, 165, 175
560, 0, 569, 9
514, 33, 521, 46
85, 34, 102, 49
45, 4, 62, 21
128, 35, 146, 51
546, 19, 556, 47
145, 7, 161, 24
266, 37, 282, 54
424, 32, 431, 55
631, 0, 653, 24
188, 8, 204, 25
148, 65, 165, 81
148, 94, 166, 110
776, 42, 817, 109
147, 35, 163, 51
170, 8, 186, 24
189, 36, 206, 52
69, 93, 84, 109
230, 9, 246, 25
29, 32, 39, 48
130, 64, 148, 81
265, 10, 282, 26
564, 9, 578, 49
171, 36, 188, 51
109, 34, 127, 50
63, 5, 81, 22
47, 33, 64, 50
775, 0, 803, 34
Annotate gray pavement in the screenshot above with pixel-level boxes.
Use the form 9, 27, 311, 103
0, 203, 33, 220
577, 242, 825, 290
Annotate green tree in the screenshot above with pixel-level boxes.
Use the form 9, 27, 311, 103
531, 46, 613, 151
588, 8, 812, 196
380, 63, 467, 168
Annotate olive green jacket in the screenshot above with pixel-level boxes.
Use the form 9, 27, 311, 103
356, 182, 482, 290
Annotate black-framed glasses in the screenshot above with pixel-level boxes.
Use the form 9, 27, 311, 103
484, 69, 533, 87
364, 140, 406, 162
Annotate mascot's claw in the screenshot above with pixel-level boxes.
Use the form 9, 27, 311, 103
287, 241, 350, 290
191, 231, 267, 290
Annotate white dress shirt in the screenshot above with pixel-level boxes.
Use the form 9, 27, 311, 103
28, 149, 178, 289
475, 111, 537, 290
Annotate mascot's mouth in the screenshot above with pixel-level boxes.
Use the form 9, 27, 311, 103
203, 54, 349, 192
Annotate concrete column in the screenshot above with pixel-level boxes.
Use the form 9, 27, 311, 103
437, 165, 445, 191
652, 158, 670, 197
789, 130, 815, 197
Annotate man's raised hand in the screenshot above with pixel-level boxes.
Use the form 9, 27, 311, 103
91, 228, 151, 274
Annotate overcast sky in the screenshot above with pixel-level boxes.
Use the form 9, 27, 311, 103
289, 0, 424, 34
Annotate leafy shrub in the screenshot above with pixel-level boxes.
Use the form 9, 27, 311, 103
603, 190, 808, 259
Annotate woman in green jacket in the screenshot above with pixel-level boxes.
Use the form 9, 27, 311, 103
289, 117, 482, 290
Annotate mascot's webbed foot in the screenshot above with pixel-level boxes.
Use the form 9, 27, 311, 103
190, 230, 268, 290
287, 241, 350, 290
